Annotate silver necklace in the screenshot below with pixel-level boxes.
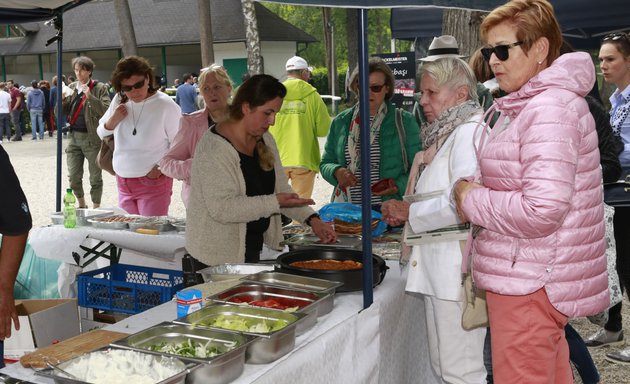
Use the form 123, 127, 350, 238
131, 100, 146, 136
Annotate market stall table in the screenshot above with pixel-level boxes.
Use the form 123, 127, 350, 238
27, 224, 187, 298
0, 260, 440, 384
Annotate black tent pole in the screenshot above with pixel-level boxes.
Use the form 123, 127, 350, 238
357, 8, 374, 309
52, 14, 63, 212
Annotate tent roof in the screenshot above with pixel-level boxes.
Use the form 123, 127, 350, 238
261, 0, 502, 9
0, 0, 90, 23
0, 0, 316, 56
391, 0, 630, 49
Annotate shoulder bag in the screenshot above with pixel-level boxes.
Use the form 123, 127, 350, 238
96, 135, 115, 176
603, 168, 630, 207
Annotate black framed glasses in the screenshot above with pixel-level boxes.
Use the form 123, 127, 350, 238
120, 78, 146, 92
368, 84, 386, 93
602, 33, 629, 42
481, 41, 523, 62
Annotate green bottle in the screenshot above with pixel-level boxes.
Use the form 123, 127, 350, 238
63, 188, 76, 228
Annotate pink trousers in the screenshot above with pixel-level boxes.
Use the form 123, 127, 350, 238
116, 174, 173, 216
487, 288, 571, 384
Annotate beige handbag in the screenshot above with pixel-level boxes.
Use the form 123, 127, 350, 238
461, 272, 488, 330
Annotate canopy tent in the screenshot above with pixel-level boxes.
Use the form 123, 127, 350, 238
391, 0, 630, 49
261, 0, 505, 308
0, 0, 92, 212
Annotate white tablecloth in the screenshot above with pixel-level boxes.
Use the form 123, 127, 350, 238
28, 225, 186, 263
1, 260, 440, 384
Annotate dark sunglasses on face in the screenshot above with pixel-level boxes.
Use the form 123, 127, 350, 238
120, 78, 146, 92
602, 33, 629, 42
481, 41, 523, 62
363, 84, 385, 93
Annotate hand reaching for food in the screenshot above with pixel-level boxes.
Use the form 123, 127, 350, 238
276, 193, 315, 208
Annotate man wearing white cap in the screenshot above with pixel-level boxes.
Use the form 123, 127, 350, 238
270, 56, 331, 200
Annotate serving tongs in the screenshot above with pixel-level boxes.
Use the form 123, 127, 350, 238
45, 361, 81, 381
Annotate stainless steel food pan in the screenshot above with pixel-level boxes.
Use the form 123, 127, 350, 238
199, 263, 275, 282
242, 271, 343, 297
281, 234, 362, 251
51, 208, 114, 226
111, 322, 254, 384
174, 303, 306, 364
37, 347, 190, 384
207, 283, 333, 333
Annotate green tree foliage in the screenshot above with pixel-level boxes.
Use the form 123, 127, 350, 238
261, 3, 406, 71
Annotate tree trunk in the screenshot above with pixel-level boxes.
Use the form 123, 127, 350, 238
345, 9, 358, 105
322, 8, 334, 94
442, 9, 488, 57
113, 0, 138, 57
197, 0, 214, 67
241, 0, 263, 74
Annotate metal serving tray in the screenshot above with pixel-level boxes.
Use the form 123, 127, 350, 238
199, 263, 275, 282
51, 208, 114, 226
281, 234, 362, 251
174, 303, 306, 364
36, 347, 190, 384
127, 216, 175, 232
111, 322, 254, 384
207, 283, 333, 334
87, 214, 132, 229
242, 271, 343, 296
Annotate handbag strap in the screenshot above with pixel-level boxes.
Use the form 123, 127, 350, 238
395, 108, 409, 174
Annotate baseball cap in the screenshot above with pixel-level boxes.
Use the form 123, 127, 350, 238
419, 35, 464, 62
286, 56, 313, 72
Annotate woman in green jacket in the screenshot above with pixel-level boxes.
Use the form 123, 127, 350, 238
320, 57, 421, 209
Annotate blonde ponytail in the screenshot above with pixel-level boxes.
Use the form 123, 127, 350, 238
256, 140, 275, 171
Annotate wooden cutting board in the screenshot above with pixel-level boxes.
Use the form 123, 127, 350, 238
19, 329, 129, 368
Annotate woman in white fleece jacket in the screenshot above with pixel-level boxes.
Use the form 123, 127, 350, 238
186, 74, 336, 267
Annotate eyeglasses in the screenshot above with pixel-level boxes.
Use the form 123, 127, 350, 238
481, 41, 523, 62
120, 78, 146, 92
602, 33, 629, 42
368, 84, 386, 93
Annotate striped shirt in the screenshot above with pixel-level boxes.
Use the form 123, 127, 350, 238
344, 119, 382, 205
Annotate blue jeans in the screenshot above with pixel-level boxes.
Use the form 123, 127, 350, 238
0, 113, 10, 140
565, 324, 599, 384
30, 110, 44, 139
0, 340, 4, 369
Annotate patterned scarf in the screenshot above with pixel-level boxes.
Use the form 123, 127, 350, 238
416, 100, 482, 180
347, 102, 387, 173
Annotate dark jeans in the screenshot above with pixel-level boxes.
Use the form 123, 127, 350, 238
9, 110, 21, 139
566, 324, 599, 384
606, 206, 630, 332
483, 329, 493, 384
0, 340, 4, 369
0, 113, 10, 140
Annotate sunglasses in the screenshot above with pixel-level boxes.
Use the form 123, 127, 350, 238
120, 78, 146, 92
481, 41, 523, 62
366, 84, 386, 93
602, 33, 629, 42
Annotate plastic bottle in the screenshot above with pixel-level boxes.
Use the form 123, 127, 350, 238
63, 188, 76, 228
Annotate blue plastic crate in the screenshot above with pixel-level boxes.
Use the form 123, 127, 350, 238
78, 263, 183, 314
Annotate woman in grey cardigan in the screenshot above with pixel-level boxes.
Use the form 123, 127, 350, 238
186, 74, 336, 270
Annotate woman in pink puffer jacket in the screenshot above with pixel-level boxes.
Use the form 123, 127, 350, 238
453, 1, 608, 382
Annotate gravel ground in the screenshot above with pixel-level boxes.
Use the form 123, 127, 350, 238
3, 136, 630, 382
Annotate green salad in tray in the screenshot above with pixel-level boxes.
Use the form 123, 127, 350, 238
148, 338, 238, 358
199, 314, 289, 333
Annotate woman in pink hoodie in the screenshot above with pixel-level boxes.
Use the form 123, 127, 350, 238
453, 0, 608, 382
159, 65, 233, 206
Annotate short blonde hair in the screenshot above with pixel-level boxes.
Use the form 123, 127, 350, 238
420, 57, 478, 101
198, 64, 233, 96
481, 0, 562, 65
